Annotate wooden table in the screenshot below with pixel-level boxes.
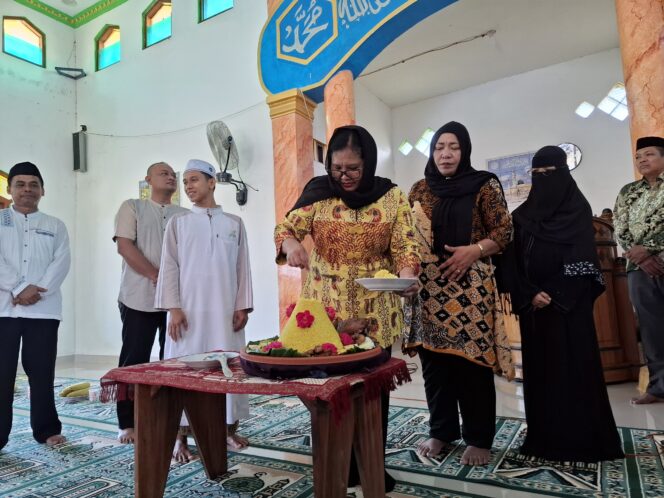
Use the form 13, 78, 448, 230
101, 356, 410, 498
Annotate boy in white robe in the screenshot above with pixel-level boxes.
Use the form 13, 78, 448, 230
155, 159, 253, 462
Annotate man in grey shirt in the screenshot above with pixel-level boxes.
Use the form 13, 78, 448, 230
113, 162, 187, 443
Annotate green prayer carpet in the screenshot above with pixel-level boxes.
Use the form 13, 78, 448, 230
9, 377, 664, 497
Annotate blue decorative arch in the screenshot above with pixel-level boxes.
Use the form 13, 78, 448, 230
259, 0, 458, 103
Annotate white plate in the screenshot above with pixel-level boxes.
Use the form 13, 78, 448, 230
355, 278, 418, 291
180, 352, 239, 370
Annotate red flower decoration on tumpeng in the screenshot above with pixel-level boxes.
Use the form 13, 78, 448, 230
339, 333, 354, 346
321, 343, 338, 354
262, 341, 283, 352
325, 306, 336, 321
296, 310, 315, 328
285, 303, 296, 318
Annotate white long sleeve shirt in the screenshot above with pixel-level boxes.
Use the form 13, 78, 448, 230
0, 207, 71, 320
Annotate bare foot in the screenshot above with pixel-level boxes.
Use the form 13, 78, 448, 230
227, 433, 249, 450
227, 421, 249, 450
172, 435, 193, 463
117, 428, 135, 444
416, 437, 446, 458
631, 393, 664, 405
460, 445, 490, 466
45, 434, 66, 446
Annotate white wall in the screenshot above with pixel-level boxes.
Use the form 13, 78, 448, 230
0, 1, 77, 354
311, 80, 394, 177
356, 79, 394, 179
72, 1, 278, 355
391, 48, 634, 215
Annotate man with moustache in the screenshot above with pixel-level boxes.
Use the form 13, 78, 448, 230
0, 162, 70, 450
155, 159, 253, 462
614, 136, 664, 404
113, 162, 187, 443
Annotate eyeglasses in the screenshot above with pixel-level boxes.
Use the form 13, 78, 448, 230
330, 167, 363, 179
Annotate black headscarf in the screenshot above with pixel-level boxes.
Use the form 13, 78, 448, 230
512, 146, 592, 245
288, 125, 396, 213
8, 162, 44, 186
512, 145, 604, 305
500, 146, 603, 308
424, 121, 497, 258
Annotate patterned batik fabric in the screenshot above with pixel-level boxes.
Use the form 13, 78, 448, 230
274, 187, 420, 348
406, 178, 514, 378
613, 174, 664, 271
408, 178, 513, 251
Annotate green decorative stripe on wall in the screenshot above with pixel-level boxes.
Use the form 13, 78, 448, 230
70, 0, 130, 28
13, 0, 130, 28
12, 0, 70, 25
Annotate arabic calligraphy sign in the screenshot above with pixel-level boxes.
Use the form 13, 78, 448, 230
259, 0, 458, 102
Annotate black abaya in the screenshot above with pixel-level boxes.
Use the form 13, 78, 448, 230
515, 230, 624, 462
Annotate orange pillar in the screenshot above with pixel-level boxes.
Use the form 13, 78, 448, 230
616, 0, 664, 177
267, 0, 280, 16
324, 70, 356, 143
267, 90, 317, 326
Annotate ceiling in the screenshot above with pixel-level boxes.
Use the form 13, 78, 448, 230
30, 0, 620, 108
359, 0, 620, 107
36, 0, 100, 17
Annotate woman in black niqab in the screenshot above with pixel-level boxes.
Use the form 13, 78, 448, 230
511, 145, 624, 463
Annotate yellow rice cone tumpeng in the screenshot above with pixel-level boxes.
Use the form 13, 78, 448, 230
279, 298, 343, 353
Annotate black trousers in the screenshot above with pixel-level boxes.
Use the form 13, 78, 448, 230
116, 302, 166, 429
419, 348, 496, 449
347, 347, 395, 491
0, 317, 61, 449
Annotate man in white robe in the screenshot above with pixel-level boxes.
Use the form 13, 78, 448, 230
155, 159, 253, 462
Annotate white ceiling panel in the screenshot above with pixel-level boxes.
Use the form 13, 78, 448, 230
358, 0, 620, 107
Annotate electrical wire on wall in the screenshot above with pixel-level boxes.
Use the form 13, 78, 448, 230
84, 101, 266, 139
359, 29, 497, 79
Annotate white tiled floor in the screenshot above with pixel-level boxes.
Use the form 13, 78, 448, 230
45, 352, 664, 497
384, 350, 664, 430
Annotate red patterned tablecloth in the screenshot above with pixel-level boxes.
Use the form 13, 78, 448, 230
101, 354, 411, 421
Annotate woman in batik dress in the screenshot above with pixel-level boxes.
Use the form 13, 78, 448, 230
274, 125, 420, 491
405, 121, 514, 466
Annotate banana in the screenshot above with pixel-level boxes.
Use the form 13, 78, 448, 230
59, 382, 90, 397
66, 388, 89, 398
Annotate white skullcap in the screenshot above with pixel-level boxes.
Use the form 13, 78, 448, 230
185, 159, 217, 177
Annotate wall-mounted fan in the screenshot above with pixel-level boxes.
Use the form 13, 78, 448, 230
206, 120, 248, 205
